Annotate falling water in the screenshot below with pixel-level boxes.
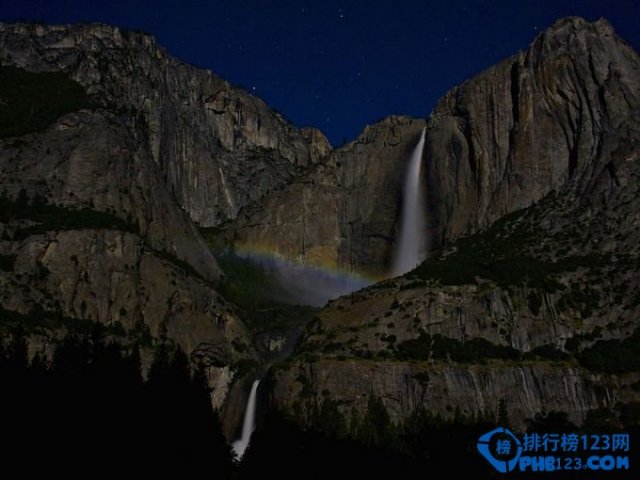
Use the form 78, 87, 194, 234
391, 127, 427, 276
231, 379, 260, 459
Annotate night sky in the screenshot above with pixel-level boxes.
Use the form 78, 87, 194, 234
2, 1, 639, 145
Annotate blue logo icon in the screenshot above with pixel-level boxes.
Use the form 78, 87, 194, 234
477, 427, 523, 473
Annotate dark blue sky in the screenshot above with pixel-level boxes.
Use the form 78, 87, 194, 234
2, 1, 639, 145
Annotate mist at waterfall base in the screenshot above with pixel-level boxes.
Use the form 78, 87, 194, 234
232, 379, 260, 459
235, 251, 372, 307
391, 127, 427, 276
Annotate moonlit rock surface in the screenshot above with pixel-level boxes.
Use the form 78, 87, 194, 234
392, 127, 427, 276
231, 379, 260, 459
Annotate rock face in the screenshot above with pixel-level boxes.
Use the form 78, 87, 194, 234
269, 17, 640, 429
228, 116, 426, 275
272, 360, 639, 428
0, 110, 220, 282
0, 108, 254, 415
3, 228, 246, 362
427, 17, 640, 246
0, 22, 331, 226
0, 21, 333, 423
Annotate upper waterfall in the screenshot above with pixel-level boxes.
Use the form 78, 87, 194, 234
391, 127, 427, 276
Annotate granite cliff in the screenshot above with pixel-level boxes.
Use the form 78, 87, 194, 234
268, 17, 640, 429
0, 104, 255, 414
0, 22, 330, 227
427, 16, 640, 246
0, 22, 333, 424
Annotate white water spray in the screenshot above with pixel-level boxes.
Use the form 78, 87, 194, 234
231, 379, 260, 459
392, 127, 427, 276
